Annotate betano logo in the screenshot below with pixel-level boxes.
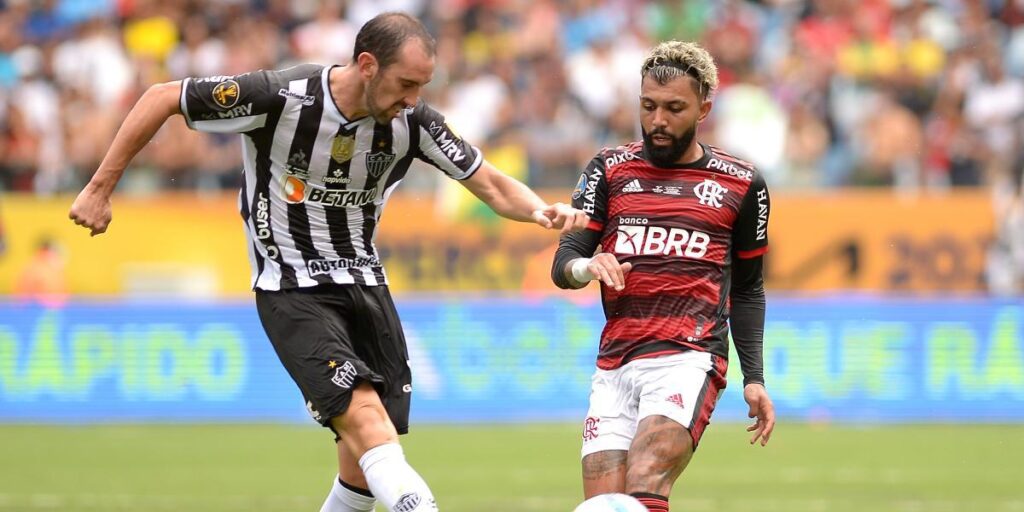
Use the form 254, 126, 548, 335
615, 224, 711, 259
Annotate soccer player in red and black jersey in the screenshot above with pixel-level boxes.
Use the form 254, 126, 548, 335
552, 41, 776, 512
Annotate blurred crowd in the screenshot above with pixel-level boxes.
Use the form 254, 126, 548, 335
1, 0, 1024, 196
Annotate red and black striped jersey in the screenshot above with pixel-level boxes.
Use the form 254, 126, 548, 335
570, 141, 770, 369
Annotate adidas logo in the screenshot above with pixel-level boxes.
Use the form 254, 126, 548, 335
666, 393, 684, 408
621, 179, 643, 193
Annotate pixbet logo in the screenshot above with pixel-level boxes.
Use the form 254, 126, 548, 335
615, 225, 710, 259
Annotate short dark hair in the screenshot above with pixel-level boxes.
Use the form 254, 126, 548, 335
352, 12, 436, 69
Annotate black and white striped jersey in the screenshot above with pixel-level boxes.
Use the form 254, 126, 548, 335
179, 64, 482, 291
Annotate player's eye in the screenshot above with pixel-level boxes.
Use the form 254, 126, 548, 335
642, 103, 655, 111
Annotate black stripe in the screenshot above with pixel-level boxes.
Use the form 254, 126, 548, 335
323, 124, 360, 283
284, 79, 332, 285
363, 123, 399, 284
249, 94, 295, 288
324, 125, 357, 257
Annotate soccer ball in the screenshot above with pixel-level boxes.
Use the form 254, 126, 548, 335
573, 493, 648, 512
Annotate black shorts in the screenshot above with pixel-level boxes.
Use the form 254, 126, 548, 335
256, 284, 411, 435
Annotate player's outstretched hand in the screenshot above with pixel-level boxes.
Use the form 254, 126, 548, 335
532, 202, 589, 234
69, 185, 113, 236
744, 383, 775, 447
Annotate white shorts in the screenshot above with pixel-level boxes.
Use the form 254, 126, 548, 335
580, 351, 728, 459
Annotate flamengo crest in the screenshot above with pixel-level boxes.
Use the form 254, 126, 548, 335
693, 179, 727, 208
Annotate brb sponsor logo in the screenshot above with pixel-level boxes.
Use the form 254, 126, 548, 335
615, 219, 711, 259
707, 158, 752, 180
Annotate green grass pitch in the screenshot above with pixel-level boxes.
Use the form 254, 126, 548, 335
0, 422, 1021, 511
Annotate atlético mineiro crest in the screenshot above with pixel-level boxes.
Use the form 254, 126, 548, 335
366, 151, 395, 178
331, 361, 357, 388
394, 492, 422, 512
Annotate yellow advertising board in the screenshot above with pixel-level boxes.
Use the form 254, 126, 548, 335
0, 190, 994, 297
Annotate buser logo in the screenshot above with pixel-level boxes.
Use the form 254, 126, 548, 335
615, 225, 711, 258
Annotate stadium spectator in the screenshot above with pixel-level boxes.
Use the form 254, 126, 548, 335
0, 0, 1020, 195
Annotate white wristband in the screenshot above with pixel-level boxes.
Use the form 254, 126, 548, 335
570, 258, 596, 282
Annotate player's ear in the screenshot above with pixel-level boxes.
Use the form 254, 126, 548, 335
698, 99, 713, 123
356, 52, 379, 79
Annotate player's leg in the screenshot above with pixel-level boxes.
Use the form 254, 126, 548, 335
255, 286, 434, 512
319, 437, 376, 512
625, 352, 728, 511
625, 415, 693, 511
580, 365, 638, 498
582, 450, 628, 497
331, 285, 435, 512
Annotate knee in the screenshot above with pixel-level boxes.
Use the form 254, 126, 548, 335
331, 384, 398, 449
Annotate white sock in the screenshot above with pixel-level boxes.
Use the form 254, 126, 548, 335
319, 475, 376, 512
358, 443, 438, 511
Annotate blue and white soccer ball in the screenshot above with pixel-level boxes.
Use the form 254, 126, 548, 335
573, 493, 648, 512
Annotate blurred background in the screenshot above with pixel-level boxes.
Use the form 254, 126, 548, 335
0, 0, 1022, 511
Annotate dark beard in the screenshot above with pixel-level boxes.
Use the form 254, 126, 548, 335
642, 123, 696, 167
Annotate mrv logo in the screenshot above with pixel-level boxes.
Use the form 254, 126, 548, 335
615, 224, 711, 259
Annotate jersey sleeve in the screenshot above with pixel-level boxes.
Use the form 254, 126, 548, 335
179, 71, 277, 134
410, 101, 483, 180
732, 172, 770, 259
571, 152, 610, 231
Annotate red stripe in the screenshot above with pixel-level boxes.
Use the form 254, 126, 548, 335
587, 219, 604, 231
636, 497, 670, 511
609, 273, 722, 304
736, 245, 769, 259
607, 195, 738, 230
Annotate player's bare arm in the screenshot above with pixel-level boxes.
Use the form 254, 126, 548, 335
461, 160, 589, 233
69, 80, 183, 236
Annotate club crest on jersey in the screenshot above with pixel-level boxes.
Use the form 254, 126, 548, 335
572, 173, 587, 200
211, 79, 240, 109
331, 134, 356, 164
331, 361, 357, 388
365, 151, 395, 178
693, 179, 727, 208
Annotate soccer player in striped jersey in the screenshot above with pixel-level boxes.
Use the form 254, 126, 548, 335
551, 41, 776, 512
70, 12, 588, 512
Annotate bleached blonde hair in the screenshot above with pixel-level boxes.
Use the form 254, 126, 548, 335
641, 41, 719, 99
